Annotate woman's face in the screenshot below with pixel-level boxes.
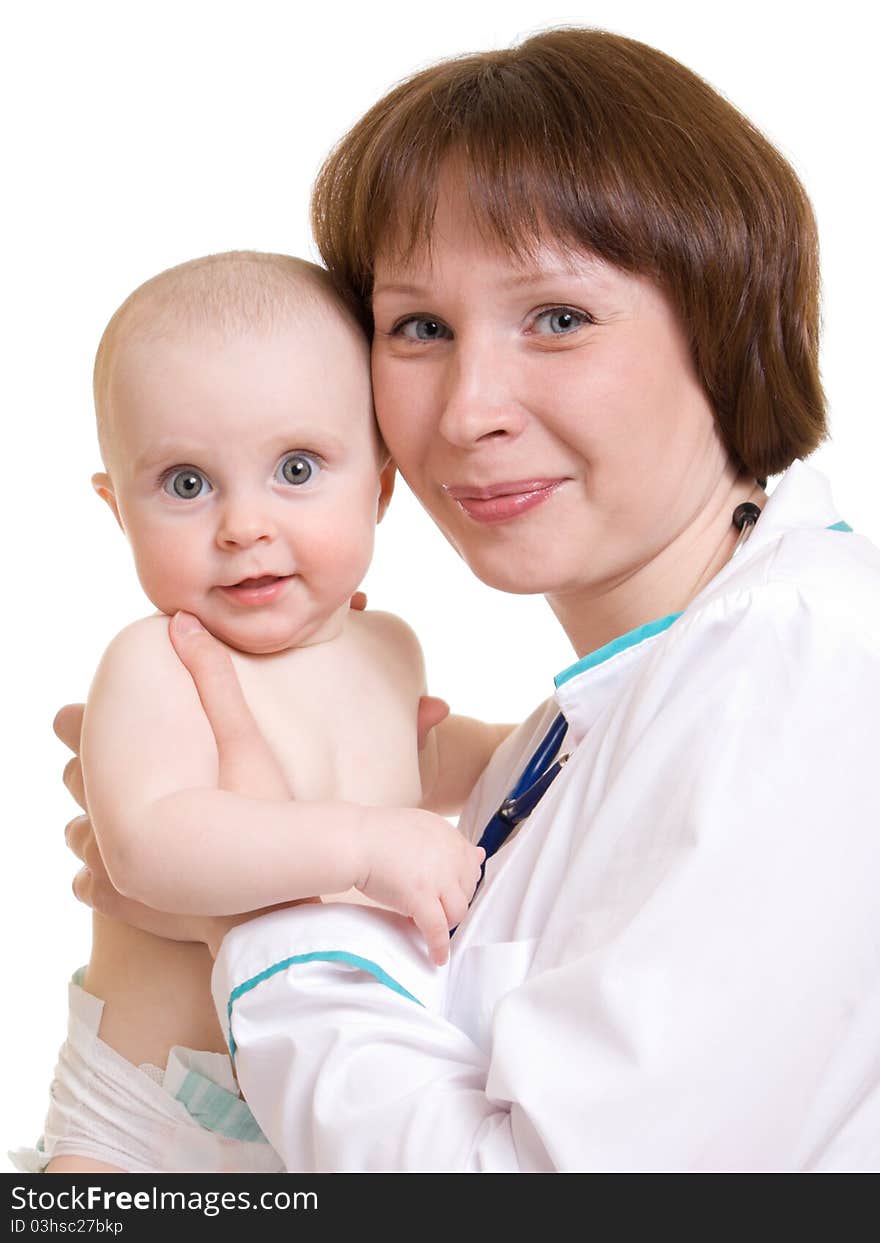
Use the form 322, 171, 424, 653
371, 184, 736, 615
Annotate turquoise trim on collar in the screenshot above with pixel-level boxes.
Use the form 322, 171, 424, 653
226, 950, 423, 1060
554, 611, 683, 689
553, 521, 850, 691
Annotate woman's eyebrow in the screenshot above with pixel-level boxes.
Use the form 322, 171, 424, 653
497, 269, 588, 290
371, 282, 424, 299
373, 265, 606, 301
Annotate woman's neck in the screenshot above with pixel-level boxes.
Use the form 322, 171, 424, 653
548, 471, 767, 660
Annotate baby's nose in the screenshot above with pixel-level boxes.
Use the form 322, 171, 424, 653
216, 498, 277, 549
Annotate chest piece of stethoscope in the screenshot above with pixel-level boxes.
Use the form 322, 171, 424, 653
732, 501, 762, 555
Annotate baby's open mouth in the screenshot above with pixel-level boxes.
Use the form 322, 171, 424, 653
219, 574, 293, 605
232, 575, 283, 589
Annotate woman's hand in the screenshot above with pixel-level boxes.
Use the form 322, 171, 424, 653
55, 703, 87, 811
417, 695, 450, 750
169, 611, 291, 800
65, 811, 209, 941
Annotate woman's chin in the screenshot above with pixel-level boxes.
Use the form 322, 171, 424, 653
463, 552, 565, 597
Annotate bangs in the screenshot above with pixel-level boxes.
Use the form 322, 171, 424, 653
311, 28, 824, 477
311, 39, 693, 308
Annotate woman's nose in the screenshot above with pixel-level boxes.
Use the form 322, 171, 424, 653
437, 343, 525, 447
215, 495, 277, 550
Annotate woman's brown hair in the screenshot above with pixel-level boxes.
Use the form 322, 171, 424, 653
312, 28, 825, 479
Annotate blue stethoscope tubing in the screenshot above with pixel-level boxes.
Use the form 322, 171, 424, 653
449, 715, 566, 934
477, 712, 569, 863
450, 712, 569, 938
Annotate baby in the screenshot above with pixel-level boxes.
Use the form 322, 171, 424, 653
18, 252, 500, 1175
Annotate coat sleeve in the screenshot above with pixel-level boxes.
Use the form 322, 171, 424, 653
211, 903, 525, 1171
212, 578, 880, 1172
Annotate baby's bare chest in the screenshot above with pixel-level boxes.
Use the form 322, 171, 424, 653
230, 630, 422, 807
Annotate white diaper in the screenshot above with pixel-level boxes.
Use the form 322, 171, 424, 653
10, 970, 284, 1174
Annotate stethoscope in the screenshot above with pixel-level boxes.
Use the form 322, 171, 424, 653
475, 709, 570, 873
448, 710, 570, 933
453, 498, 764, 922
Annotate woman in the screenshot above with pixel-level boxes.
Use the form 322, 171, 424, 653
59, 29, 880, 1171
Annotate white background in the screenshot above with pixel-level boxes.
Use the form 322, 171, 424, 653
3, 0, 877, 1164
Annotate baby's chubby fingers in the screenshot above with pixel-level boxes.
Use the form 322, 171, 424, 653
466, 845, 486, 891
413, 897, 453, 966
440, 888, 470, 933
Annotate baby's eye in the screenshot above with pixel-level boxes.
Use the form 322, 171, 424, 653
392, 316, 453, 342
531, 307, 591, 335
163, 467, 211, 500
276, 453, 320, 487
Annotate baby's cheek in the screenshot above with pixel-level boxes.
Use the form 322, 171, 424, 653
315, 519, 377, 592
130, 534, 203, 614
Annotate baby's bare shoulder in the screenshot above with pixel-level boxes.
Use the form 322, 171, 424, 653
84, 616, 220, 806
89, 613, 200, 710
354, 609, 424, 659
94, 613, 178, 677
349, 609, 426, 690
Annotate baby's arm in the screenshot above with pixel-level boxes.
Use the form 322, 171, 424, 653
359, 610, 513, 817
419, 713, 516, 817
83, 616, 482, 963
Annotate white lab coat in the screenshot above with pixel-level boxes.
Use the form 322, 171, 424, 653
212, 462, 880, 1172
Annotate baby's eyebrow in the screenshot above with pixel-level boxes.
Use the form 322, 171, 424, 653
131, 428, 353, 477
132, 443, 201, 474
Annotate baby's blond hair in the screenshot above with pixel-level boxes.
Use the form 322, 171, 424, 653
94, 251, 364, 467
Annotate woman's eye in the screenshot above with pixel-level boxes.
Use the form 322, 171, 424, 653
393, 316, 452, 342
532, 307, 591, 335
277, 453, 319, 487
163, 467, 211, 500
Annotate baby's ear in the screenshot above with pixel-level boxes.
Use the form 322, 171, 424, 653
92, 472, 124, 531
376, 460, 396, 524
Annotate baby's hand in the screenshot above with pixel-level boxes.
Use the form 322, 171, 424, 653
355, 809, 484, 965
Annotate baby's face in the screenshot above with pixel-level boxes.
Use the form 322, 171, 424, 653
95, 308, 391, 654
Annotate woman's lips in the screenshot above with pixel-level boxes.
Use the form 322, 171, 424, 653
444, 479, 566, 524
218, 575, 293, 606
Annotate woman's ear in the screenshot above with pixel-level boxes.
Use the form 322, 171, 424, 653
92, 472, 124, 531
376, 459, 397, 523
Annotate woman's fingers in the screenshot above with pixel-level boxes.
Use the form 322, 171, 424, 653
417, 695, 450, 751
169, 611, 290, 798
53, 703, 85, 752
72, 866, 93, 906
169, 612, 255, 749
72, 860, 202, 943
65, 815, 91, 860
63, 757, 87, 811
